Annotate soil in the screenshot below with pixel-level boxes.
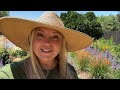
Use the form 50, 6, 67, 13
78, 71, 92, 79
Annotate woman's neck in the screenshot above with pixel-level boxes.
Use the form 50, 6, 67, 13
39, 59, 57, 70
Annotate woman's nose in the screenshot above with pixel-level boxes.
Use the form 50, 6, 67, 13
43, 38, 52, 45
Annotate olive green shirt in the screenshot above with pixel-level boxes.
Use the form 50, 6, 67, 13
0, 59, 79, 79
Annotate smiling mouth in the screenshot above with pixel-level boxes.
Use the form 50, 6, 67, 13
41, 49, 53, 53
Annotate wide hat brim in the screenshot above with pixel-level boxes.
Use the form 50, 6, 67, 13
0, 17, 93, 52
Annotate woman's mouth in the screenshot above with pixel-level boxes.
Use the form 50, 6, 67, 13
41, 49, 53, 53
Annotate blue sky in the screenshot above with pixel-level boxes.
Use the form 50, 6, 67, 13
9, 11, 119, 20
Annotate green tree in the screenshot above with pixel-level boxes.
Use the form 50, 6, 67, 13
60, 11, 103, 39
16, 49, 28, 58
0, 11, 9, 18
117, 13, 120, 22
60, 11, 81, 30
85, 12, 97, 21
84, 12, 103, 39
0, 11, 9, 35
97, 15, 120, 31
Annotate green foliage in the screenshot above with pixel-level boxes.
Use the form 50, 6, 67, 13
60, 11, 103, 40
97, 15, 120, 31
7, 48, 17, 57
15, 49, 28, 58
69, 37, 120, 79
112, 69, 120, 79
69, 52, 77, 58
60, 11, 82, 30
1, 50, 10, 65
117, 13, 120, 22
85, 12, 97, 21
89, 59, 111, 79
1, 50, 9, 59
83, 19, 103, 39
0, 11, 9, 17
0, 46, 5, 56
93, 37, 120, 59
93, 37, 115, 51
78, 56, 90, 72
114, 44, 120, 58
7, 48, 28, 58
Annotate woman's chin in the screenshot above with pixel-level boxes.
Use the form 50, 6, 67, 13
38, 56, 53, 61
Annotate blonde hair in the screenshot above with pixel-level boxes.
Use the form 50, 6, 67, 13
24, 27, 74, 79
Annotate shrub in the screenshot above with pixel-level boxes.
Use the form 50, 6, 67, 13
16, 49, 28, 58
7, 48, 17, 57
69, 52, 77, 59
92, 37, 120, 59
75, 49, 92, 72
78, 56, 90, 71
0, 46, 5, 56
75, 49, 112, 79
93, 37, 115, 52
7, 48, 28, 58
112, 69, 120, 79
114, 44, 120, 59
89, 57, 111, 79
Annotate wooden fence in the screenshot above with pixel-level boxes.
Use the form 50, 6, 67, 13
103, 31, 120, 44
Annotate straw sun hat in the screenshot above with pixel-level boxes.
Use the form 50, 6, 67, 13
0, 11, 93, 52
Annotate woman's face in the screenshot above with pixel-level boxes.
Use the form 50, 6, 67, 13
33, 27, 63, 61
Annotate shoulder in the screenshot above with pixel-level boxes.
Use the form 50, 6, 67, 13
0, 64, 14, 79
10, 57, 30, 79
10, 57, 29, 71
67, 63, 79, 79
0, 57, 30, 79
67, 63, 76, 73
11, 57, 30, 67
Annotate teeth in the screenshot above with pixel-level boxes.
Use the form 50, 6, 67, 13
41, 49, 51, 52
44, 50, 50, 52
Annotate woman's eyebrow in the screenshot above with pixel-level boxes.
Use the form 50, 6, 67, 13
35, 29, 62, 36
35, 30, 45, 33
52, 32, 62, 36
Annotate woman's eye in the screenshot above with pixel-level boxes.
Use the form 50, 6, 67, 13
37, 33, 44, 37
52, 35, 60, 40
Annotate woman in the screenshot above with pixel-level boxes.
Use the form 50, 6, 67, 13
0, 11, 93, 79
